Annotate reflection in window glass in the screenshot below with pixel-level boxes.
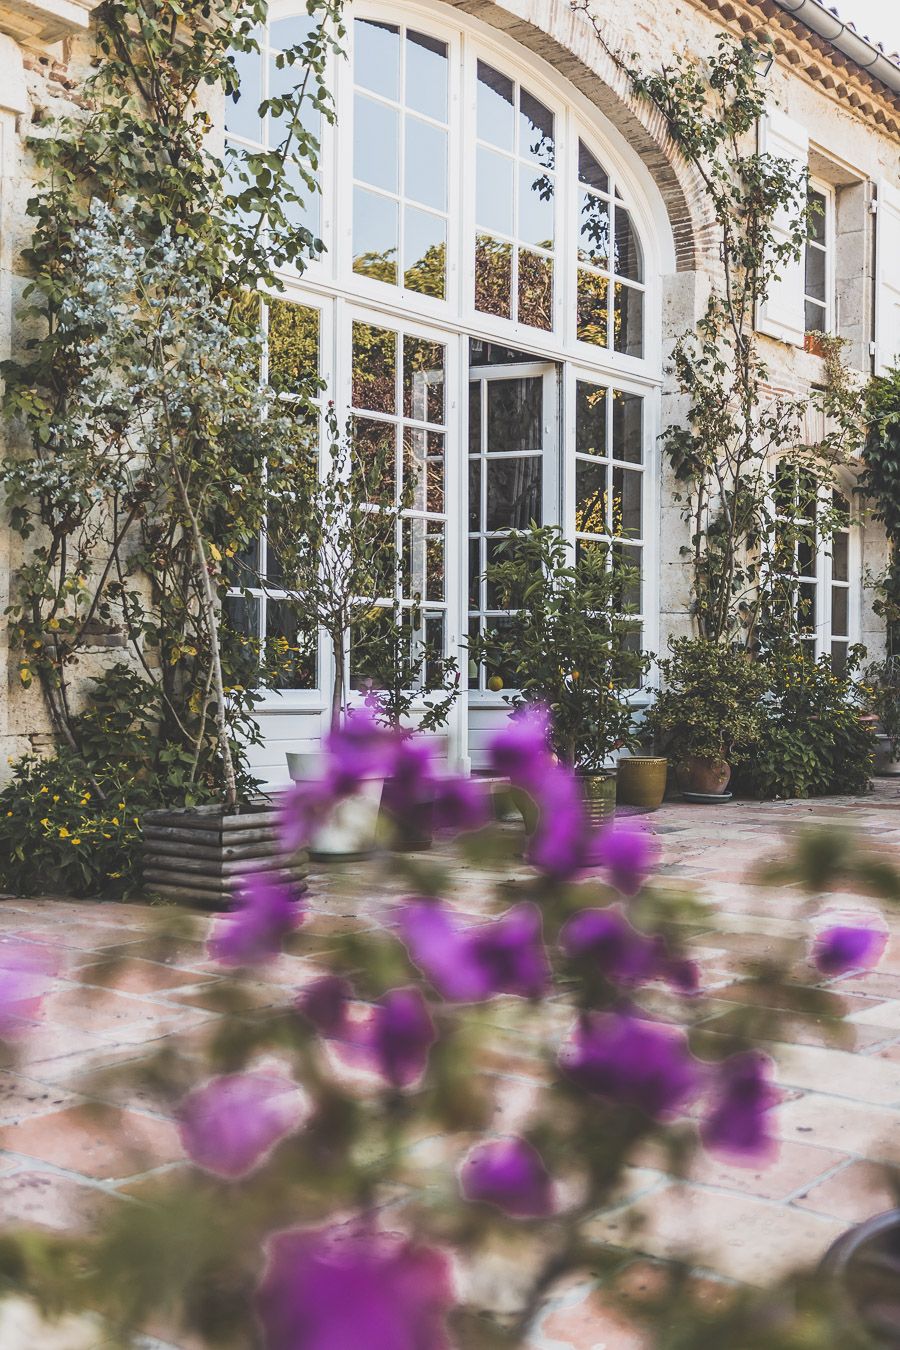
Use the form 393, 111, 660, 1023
352, 18, 449, 298
612, 391, 643, 464
352, 322, 397, 414
576, 139, 644, 357
474, 60, 555, 329
805, 186, 830, 335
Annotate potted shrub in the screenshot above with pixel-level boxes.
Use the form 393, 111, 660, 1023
646, 639, 766, 799
468, 526, 648, 822
866, 658, 900, 776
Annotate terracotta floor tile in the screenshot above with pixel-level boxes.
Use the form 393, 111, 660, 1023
0, 1072, 81, 1124
793, 1158, 900, 1223
533, 1282, 651, 1350
0, 1169, 119, 1233
0, 1104, 183, 1179
589, 1184, 844, 1285
772, 1093, 900, 1162
73, 958, 219, 996
684, 1138, 847, 1201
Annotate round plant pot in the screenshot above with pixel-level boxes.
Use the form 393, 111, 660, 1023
285, 752, 384, 860
578, 771, 617, 824
820, 1208, 900, 1346
675, 756, 732, 797
616, 757, 668, 811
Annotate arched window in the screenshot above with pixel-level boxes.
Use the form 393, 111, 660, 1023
224, 4, 667, 772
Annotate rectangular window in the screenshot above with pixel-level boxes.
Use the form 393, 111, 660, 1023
805, 183, 833, 337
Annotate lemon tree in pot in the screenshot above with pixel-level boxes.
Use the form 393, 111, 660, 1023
468, 526, 648, 821
647, 638, 765, 800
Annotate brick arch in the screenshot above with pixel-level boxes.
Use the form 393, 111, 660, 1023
440, 0, 715, 273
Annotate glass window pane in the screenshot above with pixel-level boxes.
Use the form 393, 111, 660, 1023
353, 188, 398, 284
403, 429, 427, 512
831, 640, 848, 675
352, 322, 396, 414
486, 537, 524, 609
403, 336, 445, 424
614, 207, 643, 281
614, 283, 643, 358
798, 581, 817, 632
477, 60, 514, 150
355, 19, 400, 101
576, 382, 607, 459
578, 192, 609, 268
576, 459, 608, 536
477, 147, 514, 236
577, 270, 608, 347
487, 377, 542, 454
468, 381, 482, 454
225, 48, 262, 142
475, 234, 512, 319
808, 188, 827, 244
831, 585, 849, 636
612, 391, 642, 464
468, 541, 481, 611
612, 467, 642, 539
519, 163, 554, 248
405, 118, 447, 210
352, 417, 397, 507
519, 89, 555, 167
427, 433, 445, 514
805, 299, 827, 334
424, 613, 446, 685
406, 30, 448, 121
267, 599, 316, 690
267, 299, 320, 396
612, 543, 642, 612
518, 250, 553, 331
486, 457, 542, 531
578, 140, 609, 194
805, 244, 826, 303
354, 93, 399, 192
404, 207, 446, 299
224, 593, 260, 640
832, 531, 849, 583
426, 526, 445, 602
270, 15, 315, 50
468, 458, 481, 531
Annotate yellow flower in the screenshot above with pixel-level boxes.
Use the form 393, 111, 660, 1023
39, 817, 49, 827
111, 817, 119, 826
58, 827, 70, 839
39, 786, 48, 795
6, 811, 12, 818
52, 795, 59, 803
70, 838, 81, 846
118, 802, 125, 810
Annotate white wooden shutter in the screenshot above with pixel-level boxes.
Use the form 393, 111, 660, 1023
875, 179, 900, 376
756, 109, 809, 348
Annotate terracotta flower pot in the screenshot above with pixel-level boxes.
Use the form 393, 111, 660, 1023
616, 757, 668, 811
675, 756, 731, 796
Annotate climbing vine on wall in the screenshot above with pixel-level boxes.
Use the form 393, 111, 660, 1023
0, 0, 344, 813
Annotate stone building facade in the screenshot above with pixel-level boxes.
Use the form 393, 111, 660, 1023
0, 0, 898, 782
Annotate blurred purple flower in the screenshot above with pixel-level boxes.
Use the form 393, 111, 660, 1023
589, 818, 657, 896
701, 1051, 777, 1161
664, 955, 701, 995
297, 975, 352, 1036
560, 1012, 699, 1118
381, 736, 436, 823
0, 941, 52, 1036
279, 780, 332, 853
179, 1072, 302, 1179
399, 900, 549, 1001
813, 925, 887, 976
209, 872, 304, 968
527, 766, 589, 879
370, 988, 436, 1088
257, 1222, 453, 1350
560, 907, 659, 984
488, 705, 552, 789
431, 775, 491, 836
325, 707, 398, 797
460, 1137, 553, 1218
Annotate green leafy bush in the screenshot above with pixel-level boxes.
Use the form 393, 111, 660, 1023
738, 646, 875, 799
646, 638, 766, 765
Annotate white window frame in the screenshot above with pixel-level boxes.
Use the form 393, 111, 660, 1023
805, 178, 836, 338
230, 0, 667, 747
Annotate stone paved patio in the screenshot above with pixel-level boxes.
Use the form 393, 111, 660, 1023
1, 784, 900, 1347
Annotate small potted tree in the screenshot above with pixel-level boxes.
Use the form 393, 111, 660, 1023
269, 413, 409, 857
646, 638, 765, 799
468, 526, 647, 821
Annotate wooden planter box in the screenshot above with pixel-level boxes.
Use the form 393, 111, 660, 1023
141, 800, 308, 908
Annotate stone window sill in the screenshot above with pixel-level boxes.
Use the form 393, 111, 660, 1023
0, 0, 101, 44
